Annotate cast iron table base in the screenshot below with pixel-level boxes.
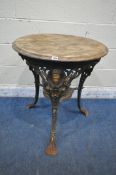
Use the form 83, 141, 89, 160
21, 54, 100, 156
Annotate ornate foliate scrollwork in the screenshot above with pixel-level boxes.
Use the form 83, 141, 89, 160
21, 55, 100, 156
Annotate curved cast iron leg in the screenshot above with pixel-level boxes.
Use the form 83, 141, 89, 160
27, 71, 40, 109
77, 72, 89, 116
45, 99, 59, 156
77, 61, 99, 116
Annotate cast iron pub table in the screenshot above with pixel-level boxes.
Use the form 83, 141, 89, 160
12, 34, 108, 156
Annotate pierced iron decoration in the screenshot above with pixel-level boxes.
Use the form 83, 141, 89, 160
21, 55, 100, 156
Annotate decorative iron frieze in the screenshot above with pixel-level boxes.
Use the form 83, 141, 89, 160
20, 54, 100, 155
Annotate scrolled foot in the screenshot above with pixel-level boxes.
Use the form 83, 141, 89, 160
80, 108, 88, 117
45, 142, 57, 156
26, 103, 36, 109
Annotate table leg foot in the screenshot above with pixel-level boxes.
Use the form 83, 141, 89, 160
26, 103, 36, 109
45, 141, 57, 156
45, 101, 58, 156
80, 108, 88, 117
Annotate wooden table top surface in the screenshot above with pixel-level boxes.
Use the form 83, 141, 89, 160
12, 34, 108, 62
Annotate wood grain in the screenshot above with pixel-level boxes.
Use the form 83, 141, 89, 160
12, 34, 108, 62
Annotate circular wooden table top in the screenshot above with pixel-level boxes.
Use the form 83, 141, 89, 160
12, 34, 108, 62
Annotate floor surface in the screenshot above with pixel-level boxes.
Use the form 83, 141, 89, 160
0, 97, 116, 175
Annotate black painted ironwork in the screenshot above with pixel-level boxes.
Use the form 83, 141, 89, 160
26, 65, 40, 108
20, 54, 100, 155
